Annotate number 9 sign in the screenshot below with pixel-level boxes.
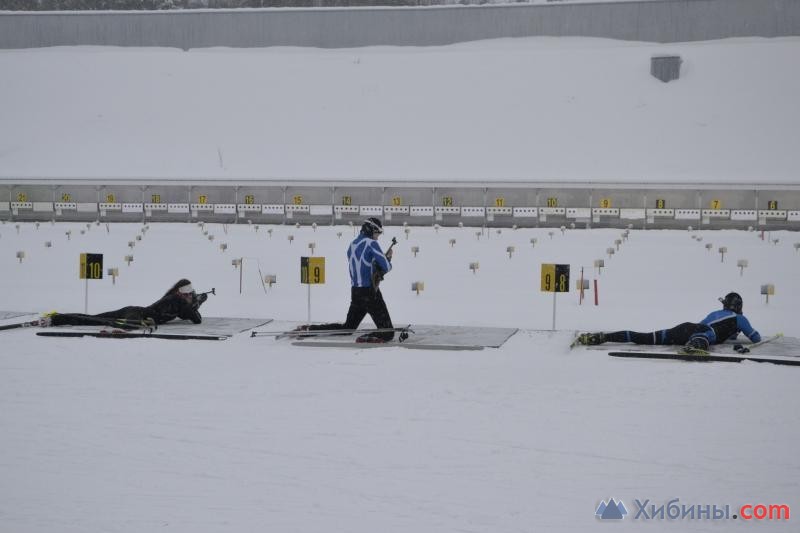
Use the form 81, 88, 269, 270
540, 264, 570, 293
301, 257, 325, 284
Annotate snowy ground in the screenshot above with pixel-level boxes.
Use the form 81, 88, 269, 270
1, 36, 799, 182
2, 25, 799, 532
1, 221, 799, 532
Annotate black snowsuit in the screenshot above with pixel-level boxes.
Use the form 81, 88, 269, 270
51, 291, 207, 328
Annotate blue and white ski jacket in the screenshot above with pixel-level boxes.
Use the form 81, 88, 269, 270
699, 309, 761, 344
347, 234, 392, 288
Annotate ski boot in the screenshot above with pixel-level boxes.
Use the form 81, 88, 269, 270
290, 324, 313, 338
356, 334, 389, 344
680, 336, 710, 356
577, 332, 606, 346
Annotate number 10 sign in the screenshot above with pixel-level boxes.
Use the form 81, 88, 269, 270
79, 253, 104, 313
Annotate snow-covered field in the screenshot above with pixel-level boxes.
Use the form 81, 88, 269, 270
1, 220, 799, 532
2, 23, 800, 532
1, 36, 799, 183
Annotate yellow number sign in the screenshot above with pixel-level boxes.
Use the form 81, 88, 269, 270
151, 194, 162, 204
655, 199, 666, 209
599, 198, 612, 209
768, 200, 778, 210
710, 199, 722, 209
540, 264, 570, 293
341, 195, 352, 206
79, 253, 104, 280
61, 193, 72, 203
293, 195, 303, 205
300, 257, 325, 285
106, 194, 116, 203
244, 195, 255, 205
198, 195, 208, 205
16, 192, 27, 202
546, 197, 558, 208
391, 196, 402, 206
300, 257, 325, 284
442, 196, 453, 207
495, 197, 505, 208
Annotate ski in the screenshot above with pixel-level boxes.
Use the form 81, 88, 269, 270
568, 331, 582, 349
732, 333, 783, 353
252, 324, 413, 341
37, 330, 226, 341
0, 318, 50, 331
608, 351, 800, 367
291, 340, 483, 351
677, 346, 710, 356
0, 314, 156, 332
47, 313, 158, 331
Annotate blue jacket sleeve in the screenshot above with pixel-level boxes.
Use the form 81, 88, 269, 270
736, 315, 761, 343
369, 241, 392, 274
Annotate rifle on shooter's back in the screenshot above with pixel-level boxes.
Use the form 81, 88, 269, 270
371, 237, 398, 293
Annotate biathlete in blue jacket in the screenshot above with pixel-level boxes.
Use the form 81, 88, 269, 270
577, 292, 761, 352
300, 217, 396, 343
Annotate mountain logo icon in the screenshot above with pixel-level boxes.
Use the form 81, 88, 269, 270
596, 498, 628, 520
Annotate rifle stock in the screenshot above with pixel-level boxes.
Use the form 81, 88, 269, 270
371, 237, 398, 291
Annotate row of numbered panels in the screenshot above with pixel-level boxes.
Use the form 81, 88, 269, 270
3, 187, 798, 209
2, 201, 800, 222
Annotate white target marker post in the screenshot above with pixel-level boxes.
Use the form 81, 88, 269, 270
541, 263, 570, 331
79, 253, 103, 314
300, 256, 325, 324
761, 284, 775, 305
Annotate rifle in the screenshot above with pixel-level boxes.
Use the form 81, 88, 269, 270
192, 288, 216, 308
371, 237, 398, 292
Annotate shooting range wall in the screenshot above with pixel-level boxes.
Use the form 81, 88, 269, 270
2, 179, 799, 230
1, 0, 799, 49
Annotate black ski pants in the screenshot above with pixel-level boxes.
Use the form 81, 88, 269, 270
51, 306, 156, 328
309, 287, 394, 341
605, 322, 712, 345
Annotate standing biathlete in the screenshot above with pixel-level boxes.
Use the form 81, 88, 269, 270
301, 217, 396, 343
577, 292, 761, 353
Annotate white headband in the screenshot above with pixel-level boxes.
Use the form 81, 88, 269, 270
365, 219, 382, 233
178, 283, 194, 294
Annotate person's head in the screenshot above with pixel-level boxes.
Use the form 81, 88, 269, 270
166, 278, 195, 300
360, 217, 383, 239
719, 292, 743, 314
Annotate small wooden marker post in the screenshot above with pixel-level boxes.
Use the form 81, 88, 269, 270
594, 259, 604, 275
737, 259, 748, 276
761, 284, 775, 304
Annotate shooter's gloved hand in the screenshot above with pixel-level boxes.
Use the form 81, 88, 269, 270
192, 292, 208, 309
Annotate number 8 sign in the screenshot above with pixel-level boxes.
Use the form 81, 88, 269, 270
540, 264, 570, 293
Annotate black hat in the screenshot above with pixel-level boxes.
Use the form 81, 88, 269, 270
719, 292, 743, 314
361, 217, 383, 237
